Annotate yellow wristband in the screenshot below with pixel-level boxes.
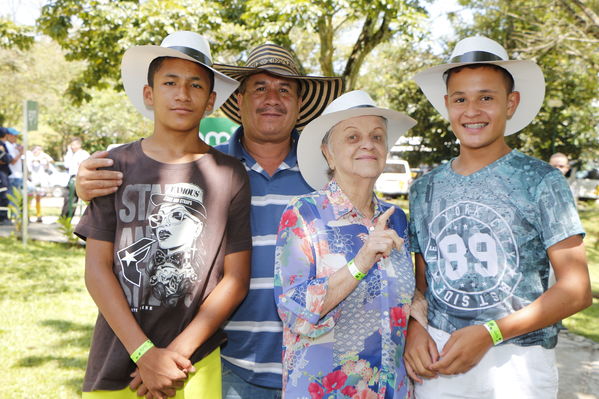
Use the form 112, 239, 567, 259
484, 320, 504, 345
130, 340, 154, 363
347, 259, 366, 281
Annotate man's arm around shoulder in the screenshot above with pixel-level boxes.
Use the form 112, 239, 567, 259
76, 151, 123, 201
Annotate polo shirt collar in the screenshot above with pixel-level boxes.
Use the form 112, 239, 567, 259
227, 126, 300, 172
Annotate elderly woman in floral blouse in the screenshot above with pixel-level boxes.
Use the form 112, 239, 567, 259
274, 90, 426, 399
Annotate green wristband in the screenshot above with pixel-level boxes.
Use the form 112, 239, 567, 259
484, 320, 504, 345
347, 259, 366, 281
130, 340, 154, 363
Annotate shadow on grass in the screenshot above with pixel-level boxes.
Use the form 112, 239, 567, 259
14, 353, 88, 394
41, 319, 94, 348
16, 355, 87, 369
0, 239, 85, 298
65, 377, 85, 397
12, 355, 86, 394
13, 318, 93, 395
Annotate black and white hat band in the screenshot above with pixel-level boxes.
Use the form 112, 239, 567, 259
449, 50, 504, 64
167, 46, 213, 66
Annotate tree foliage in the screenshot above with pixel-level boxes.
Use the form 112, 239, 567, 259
2, 0, 596, 167
359, 41, 457, 166
0, 18, 34, 50
37, 0, 234, 103
0, 39, 148, 159
236, 0, 427, 89
44, 88, 150, 159
37, 0, 428, 102
0, 39, 75, 129
0, 17, 35, 125
365, 0, 598, 166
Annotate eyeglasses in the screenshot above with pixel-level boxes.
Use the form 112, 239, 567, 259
149, 210, 198, 228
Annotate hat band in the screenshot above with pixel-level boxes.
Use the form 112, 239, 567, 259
449, 50, 504, 64
168, 46, 212, 66
248, 57, 299, 75
325, 104, 374, 115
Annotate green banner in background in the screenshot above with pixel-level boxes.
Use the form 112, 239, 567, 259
199, 117, 239, 146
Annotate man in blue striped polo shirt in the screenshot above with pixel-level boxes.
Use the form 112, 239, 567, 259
74, 43, 342, 398
213, 44, 342, 398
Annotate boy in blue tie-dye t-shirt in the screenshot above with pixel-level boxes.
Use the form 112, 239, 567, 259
404, 36, 592, 398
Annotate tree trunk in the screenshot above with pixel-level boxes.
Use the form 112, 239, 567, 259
342, 12, 391, 90
317, 14, 335, 77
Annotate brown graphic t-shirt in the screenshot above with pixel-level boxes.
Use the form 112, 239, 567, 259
75, 140, 252, 391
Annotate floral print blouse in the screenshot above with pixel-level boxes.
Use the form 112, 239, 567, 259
274, 180, 415, 399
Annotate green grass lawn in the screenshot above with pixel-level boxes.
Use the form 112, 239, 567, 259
0, 239, 94, 399
562, 201, 599, 341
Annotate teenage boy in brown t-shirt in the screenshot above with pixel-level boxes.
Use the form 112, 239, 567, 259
75, 31, 251, 399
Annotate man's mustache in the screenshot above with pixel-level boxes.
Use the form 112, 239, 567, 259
257, 106, 287, 115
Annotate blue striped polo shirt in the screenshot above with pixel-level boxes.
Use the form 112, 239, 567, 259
215, 127, 314, 388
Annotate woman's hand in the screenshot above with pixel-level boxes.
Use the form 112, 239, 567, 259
354, 207, 404, 272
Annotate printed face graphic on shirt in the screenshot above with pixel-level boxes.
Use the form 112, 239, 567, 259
116, 183, 207, 309
147, 184, 207, 307
149, 203, 204, 249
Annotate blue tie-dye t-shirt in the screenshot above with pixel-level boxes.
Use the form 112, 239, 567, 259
408, 150, 584, 349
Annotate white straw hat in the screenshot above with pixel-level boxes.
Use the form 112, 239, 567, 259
298, 90, 416, 190
413, 35, 545, 136
121, 31, 239, 120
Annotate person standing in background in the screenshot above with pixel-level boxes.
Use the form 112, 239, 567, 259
0, 128, 13, 224
4, 128, 24, 198
61, 137, 90, 218
28, 145, 54, 222
549, 152, 570, 177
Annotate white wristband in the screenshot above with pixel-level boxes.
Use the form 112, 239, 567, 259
347, 259, 366, 280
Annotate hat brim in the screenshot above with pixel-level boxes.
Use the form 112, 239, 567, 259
213, 64, 343, 131
297, 107, 417, 190
413, 60, 545, 136
121, 46, 240, 120
150, 193, 207, 219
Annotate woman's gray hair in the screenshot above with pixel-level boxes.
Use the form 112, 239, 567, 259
320, 116, 388, 180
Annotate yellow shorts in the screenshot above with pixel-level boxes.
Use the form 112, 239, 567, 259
82, 347, 221, 399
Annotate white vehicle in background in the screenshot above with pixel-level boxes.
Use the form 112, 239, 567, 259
571, 166, 599, 201
375, 158, 412, 198
47, 162, 71, 197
